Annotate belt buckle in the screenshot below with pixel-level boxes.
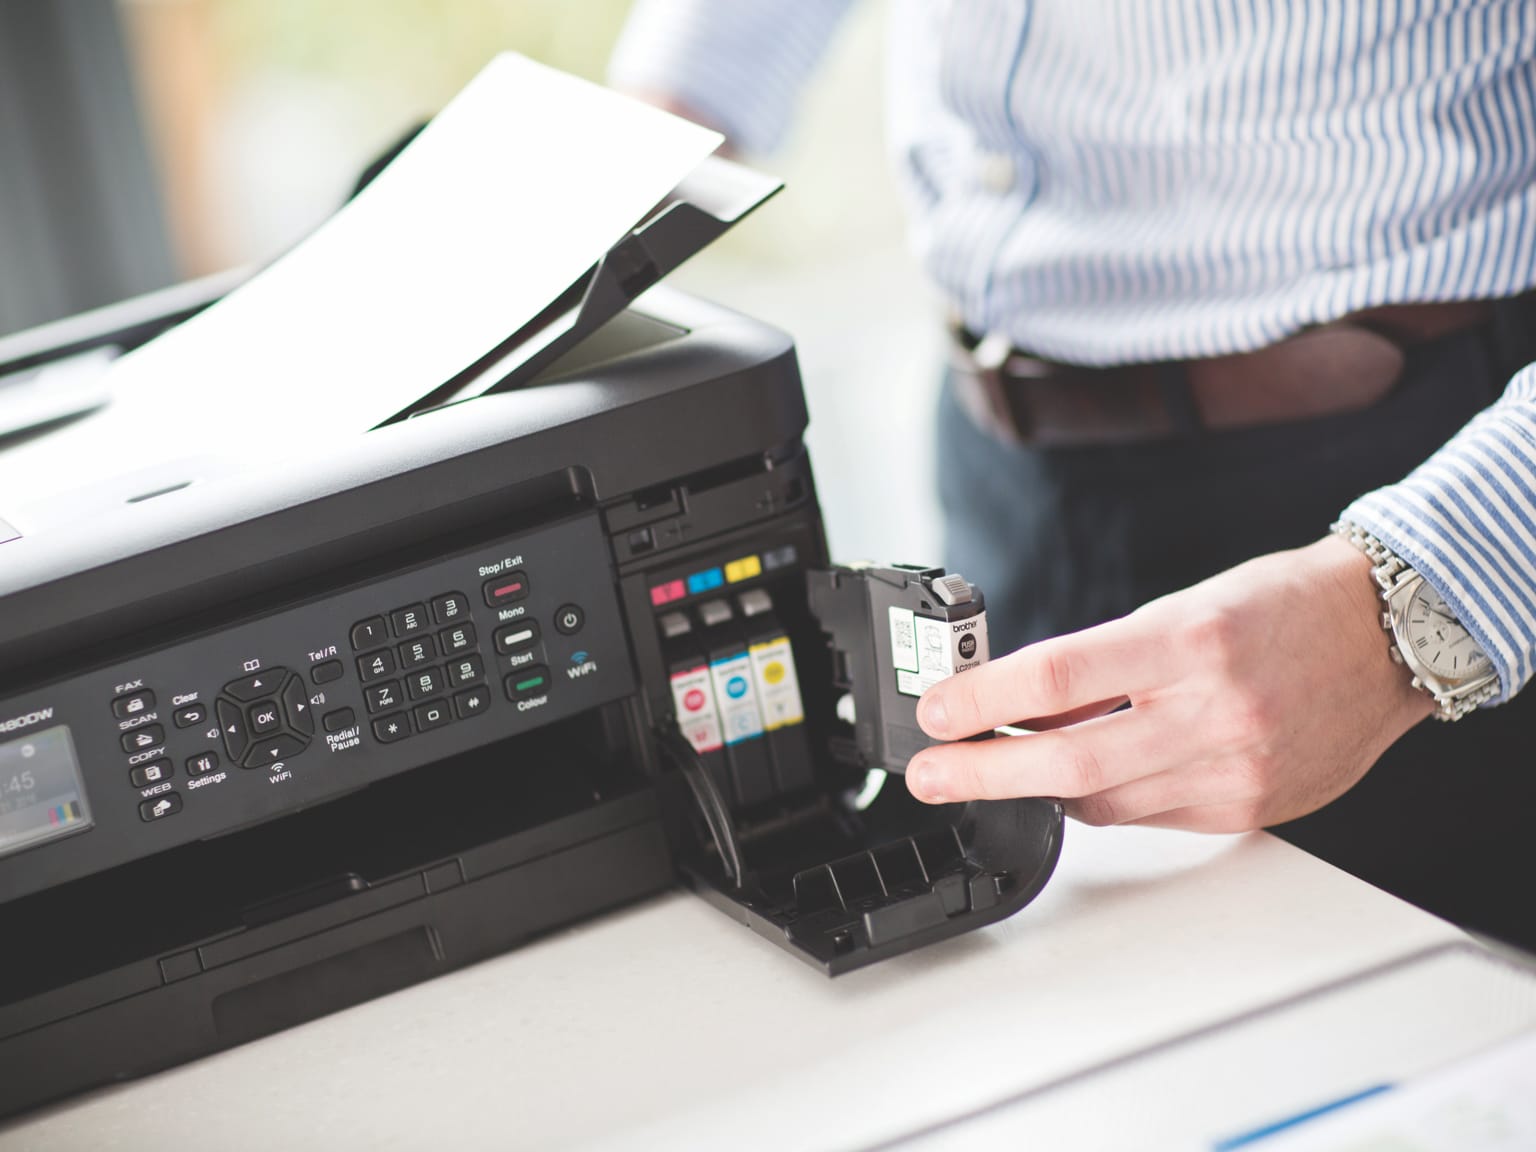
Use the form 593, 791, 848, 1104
963, 332, 1030, 445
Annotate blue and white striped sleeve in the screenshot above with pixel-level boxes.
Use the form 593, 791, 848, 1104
608, 0, 856, 154
1342, 362, 1536, 704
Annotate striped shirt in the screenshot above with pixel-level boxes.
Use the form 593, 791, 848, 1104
611, 0, 1536, 704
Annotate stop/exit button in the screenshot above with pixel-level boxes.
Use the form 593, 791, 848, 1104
554, 604, 584, 635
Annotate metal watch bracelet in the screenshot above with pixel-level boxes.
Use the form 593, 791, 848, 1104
1332, 520, 1500, 722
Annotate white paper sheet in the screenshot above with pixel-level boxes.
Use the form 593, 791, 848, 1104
1242, 1030, 1536, 1152
0, 53, 720, 531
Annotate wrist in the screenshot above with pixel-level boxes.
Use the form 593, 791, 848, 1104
1310, 534, 1437, 728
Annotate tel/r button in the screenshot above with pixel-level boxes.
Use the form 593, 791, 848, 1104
311, 659, 344, 684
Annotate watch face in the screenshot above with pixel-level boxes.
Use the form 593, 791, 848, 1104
1402, 583, 1491, 681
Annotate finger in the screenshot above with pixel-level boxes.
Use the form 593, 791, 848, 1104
906, 709, 1176, 803
1124, 802, 1268, 834
1022, 696, 1130, 732
918, 619, 1166, 740
1061, 763, 1258, 827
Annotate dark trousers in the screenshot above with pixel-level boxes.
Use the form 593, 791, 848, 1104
937, 322, 1536, 953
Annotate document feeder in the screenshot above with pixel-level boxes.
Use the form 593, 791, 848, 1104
0, 157, 1062, 1116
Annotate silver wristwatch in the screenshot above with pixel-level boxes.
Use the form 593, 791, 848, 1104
1333, 521, 1500, 721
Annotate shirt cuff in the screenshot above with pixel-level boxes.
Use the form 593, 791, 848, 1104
1340, 361, 1536, 706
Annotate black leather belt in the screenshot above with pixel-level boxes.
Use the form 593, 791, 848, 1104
950, 300, 1502, 447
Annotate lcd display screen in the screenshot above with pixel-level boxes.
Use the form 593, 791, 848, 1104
0, 724, 92, 858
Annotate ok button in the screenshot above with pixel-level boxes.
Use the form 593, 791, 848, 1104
249, 700, 282, 734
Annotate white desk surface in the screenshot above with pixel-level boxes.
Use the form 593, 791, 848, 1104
0, 826, 1464, 1152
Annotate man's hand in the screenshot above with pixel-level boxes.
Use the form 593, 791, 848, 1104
906, 535, 1436, 831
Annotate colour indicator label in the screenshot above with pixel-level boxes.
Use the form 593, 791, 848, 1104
686, 568, 725, 595
724, 555, 762, 584
48, 801, 83, 826
650, 579, 687, 607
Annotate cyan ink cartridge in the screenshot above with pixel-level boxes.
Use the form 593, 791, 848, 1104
738, 588, 815, 794
698, 599, 777, 808
806, 564, 989, 774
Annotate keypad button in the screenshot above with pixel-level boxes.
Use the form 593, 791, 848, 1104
554, 604, 585, 636
482, 571, 530, 607
432, 592, 470, 624
311, 659, 344, 684
454, 685, 491, 719
282, 674, 314, 737
390, 604, 429, 637
224, 669, 287, 702
448, 654, 484, 686
358, 650, 396, 683
438, 623, 478, 656
217, 698, 250, 762
243, 733, 305, 769
505, 666, 550, 700
173, 703, 207, 729
371, 712, 413, 743
112, 690, 155, 719
186, 751, 220, 777
494, 621, 540, 654
130, 759, 173, 788
413, 699, 452, 732
366, 681, 402, 714
248, 700, 282, 735
323, 707, 356, 733
120, 725, 165, 754
139, 792, 182, 822
351, 617, 388, 650
406, 667, 444, 700
398, 638, 434, 669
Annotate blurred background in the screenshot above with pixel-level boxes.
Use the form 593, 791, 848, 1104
0, 0, 943, 563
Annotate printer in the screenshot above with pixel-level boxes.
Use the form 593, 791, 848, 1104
0, 154, 1063, 1117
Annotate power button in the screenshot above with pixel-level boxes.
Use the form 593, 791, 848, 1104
554, 604, 584, 635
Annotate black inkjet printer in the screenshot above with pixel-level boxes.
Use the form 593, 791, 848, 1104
0, 156, 1063, 1117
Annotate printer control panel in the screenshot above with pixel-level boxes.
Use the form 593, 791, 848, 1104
0, 513, 634, 902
